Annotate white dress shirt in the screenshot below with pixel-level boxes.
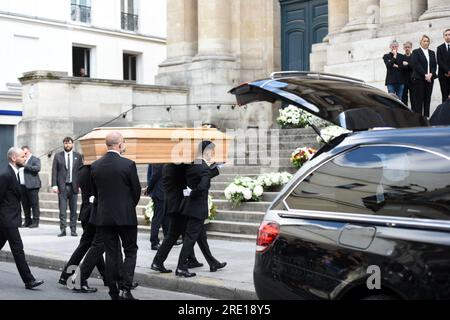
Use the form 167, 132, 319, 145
9, 163, 19, 182
64, 151, 73, 183
17, 154, 32, 186
421, 47, 430, 74
18, 167, 25, 185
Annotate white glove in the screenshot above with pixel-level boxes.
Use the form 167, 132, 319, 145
183, 187, 192, 197
89, 196, 95, 204
217, 164, 224, 169
52, 186, 59, 193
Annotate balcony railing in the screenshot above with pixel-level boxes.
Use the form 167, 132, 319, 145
71, 4, 91, 23
121, 12, 139, 32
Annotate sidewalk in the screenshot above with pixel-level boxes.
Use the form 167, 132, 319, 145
0, 224, 257, 300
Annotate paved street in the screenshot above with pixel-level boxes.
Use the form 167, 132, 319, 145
0, 224, 257, 299
0, 261, 210, 300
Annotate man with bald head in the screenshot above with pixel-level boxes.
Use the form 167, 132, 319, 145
91, 131, 141, 300
0, 147, 44, 289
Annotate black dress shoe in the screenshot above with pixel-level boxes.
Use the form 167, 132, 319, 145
120, 290, 138, 300
73, 284, 98, 293
21, 222, 32, 228
110, 293, 120, 300
187, 261, 204, 268
210, 262, 227, 272
71, 231, 78, 237
29, 223, 39, 228
151, 263, 172, 273
151, 244, 160, 250
57, 231, 66, 237
131, 282, 139, 290
58, 278, 67, 286
25, 279, 44, 290
174, 240, 183, 246
175, 268, 196, 278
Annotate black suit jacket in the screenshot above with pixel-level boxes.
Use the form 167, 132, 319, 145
163, 164, 187, 216
51, 151, 83, 192
78, 165, 94, 223
430, 99, 450, 125
399, 54, 413, 85
411, 48, 437, 81
0, 165, 22, 228
91, 152, 141, 226
182, 160, 215, 220
437, 43, 450, 77
383, 52, 405, 85
147, 164, 164, 201
23, 155, 41, 189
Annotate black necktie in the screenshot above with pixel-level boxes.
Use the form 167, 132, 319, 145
17, 172, 20, 184
448, 44, 450, 52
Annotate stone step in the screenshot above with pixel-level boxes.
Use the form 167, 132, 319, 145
39, 193, 153, 207
244, 140, 320, 151
212, 174, 258, 183
232, 158, 296, 167
209, 190, 278, 202
214, 210, 266, 223
213, 199, 271, 212
206, 220, 259, 235
38, 196, 272, 214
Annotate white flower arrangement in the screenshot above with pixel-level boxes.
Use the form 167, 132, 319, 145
224, 176, 263, 207
277, 105, 328, 129
144, 198, 154, 225
317, 125, 351, 144
255, 172, 293, 191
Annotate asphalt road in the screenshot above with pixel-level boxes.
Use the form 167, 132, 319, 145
0, 261, 210, 300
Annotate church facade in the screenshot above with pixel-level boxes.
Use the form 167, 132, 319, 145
156, 0, 449, 129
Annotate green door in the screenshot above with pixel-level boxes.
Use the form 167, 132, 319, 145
280, 0, 328, 71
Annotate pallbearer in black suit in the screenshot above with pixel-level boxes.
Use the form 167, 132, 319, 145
91, 131, 141, 300
194, 162, 227, 272
411, 35, 437, 117
151, 163, 213, 273
146, 164, 169, 250
437, 29, 450, 103
19, 146, 42, 228
58, 164, 105, 292
51, 137, 83, 237
175, 141, 218, 277
0, 147, 44, 289
151, 163, 188, 273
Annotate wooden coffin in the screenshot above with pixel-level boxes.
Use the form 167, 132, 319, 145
78, 127, 232, 164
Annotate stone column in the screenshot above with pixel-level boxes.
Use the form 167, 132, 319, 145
419, 0, 450, 20
341, 0, 380, 32
162, 0, 198, 64
380, 0, 427, 24
194, 0, 233, 60
328, 0, 349, 34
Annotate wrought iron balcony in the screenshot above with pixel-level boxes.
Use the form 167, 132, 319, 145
71, 4, 91, 23
121, 12, 139, 32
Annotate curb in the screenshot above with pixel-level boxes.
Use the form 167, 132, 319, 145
0, 251, 257, 300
